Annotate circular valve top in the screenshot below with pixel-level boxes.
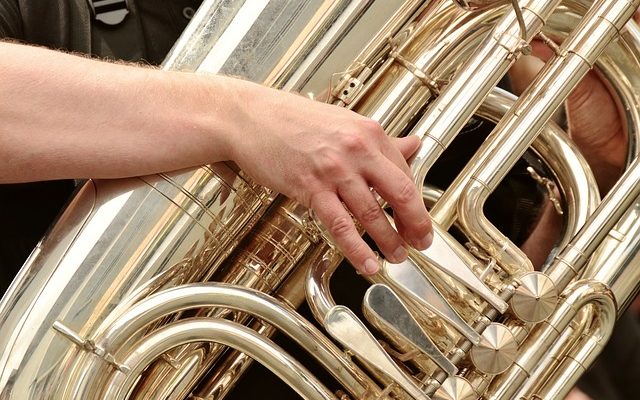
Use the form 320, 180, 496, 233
470, 323, 518, 375
510, 271, 558, 323
433, 376, 477, 400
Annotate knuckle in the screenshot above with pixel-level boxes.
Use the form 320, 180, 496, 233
412, 216, 432, 235
394, 178, 418, 205
328, 215, 353, 239
341, 238, 368, 262
357, 118, 385, 137
340, 131, 369, 153
358, 202, 383, 224
314, 152, 346, 178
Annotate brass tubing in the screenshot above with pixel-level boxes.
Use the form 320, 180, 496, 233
277, 0, 374, 90
583, 198, 640, 312
306, 255, 341, 323
477, 89, 599, 251
410, 0, 562, 192
193, 246, 367, 399
534, 335, 606, 399
441, 0, 639, 275
125, 198, 320, 399
428, 0, 635, 228
89, 284, 375, 399
194, 322, 278, 399
103, 319, 337, 400
352, 1, 502, 131
486, 280, 616, 400
547, 158, 640, 289
453, 0, 509, 11
513, 306, 591, 398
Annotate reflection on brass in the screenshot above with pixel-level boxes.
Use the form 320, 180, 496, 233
2, 0, 640, 399
433, 376, 478, 400
510, 272, 558, 323
470, 323, 518, 375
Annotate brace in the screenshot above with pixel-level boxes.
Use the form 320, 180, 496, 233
389, 50, 442, 95
53, 321, 130, 372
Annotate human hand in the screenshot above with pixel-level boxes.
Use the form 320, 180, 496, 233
223, 78, 432, 275
565, 388, 592, 400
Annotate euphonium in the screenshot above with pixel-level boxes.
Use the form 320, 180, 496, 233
2, 1, 640, 399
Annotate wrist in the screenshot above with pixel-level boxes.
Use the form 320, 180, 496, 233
161, 71, 244, 164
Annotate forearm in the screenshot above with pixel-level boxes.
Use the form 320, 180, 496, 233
0, 41, 241, 182
0, 42, 433, 275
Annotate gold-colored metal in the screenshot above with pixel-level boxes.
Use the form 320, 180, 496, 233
509, 272, 558, 323
2, 0, 640, 399
469, 323, 518, 374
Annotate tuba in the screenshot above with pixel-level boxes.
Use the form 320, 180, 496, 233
2, 0, 640, 398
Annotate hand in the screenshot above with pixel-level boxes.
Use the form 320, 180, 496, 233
225, 78, 432, 275
565, 388, 592, 400
0, 42, 431, 276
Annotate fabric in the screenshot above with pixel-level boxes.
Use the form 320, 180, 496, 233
0, 0, 201, 294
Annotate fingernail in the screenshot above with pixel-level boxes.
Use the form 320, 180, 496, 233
363, 259, 379, 275
415, 232, 433, 250
391, 246, 408, 263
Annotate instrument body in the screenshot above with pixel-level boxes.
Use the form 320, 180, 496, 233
1, 1, 640, 399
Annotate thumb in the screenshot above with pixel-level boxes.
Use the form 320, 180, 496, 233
394, 135, 421, 160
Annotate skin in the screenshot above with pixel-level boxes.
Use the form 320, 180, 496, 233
0, 41, 433, 275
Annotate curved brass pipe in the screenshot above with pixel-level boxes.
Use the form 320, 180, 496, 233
486, 280, 616, 400
410, 0, 561, 189
448, 0, 639, 276
103, 319, 337, 400
77, 283, 378, 399
477, 89, 599, 254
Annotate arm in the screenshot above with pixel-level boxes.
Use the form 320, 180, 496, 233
0, 41, 432, 274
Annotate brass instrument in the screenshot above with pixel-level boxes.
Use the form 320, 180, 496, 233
1, 0, 640, 399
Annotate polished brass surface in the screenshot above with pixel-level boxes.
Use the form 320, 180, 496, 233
510, 272, 558, 323
2, 0, 640, 399
469, 323, 518, 375
363, 283, 458, 376
433, 376, 478, 400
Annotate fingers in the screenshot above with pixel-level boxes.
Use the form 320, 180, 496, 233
365, 156, 432, 250
338, 177, 408, 264
310, 190, 381, 275
379, 136, 421, 178
394, 135, 421, 160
